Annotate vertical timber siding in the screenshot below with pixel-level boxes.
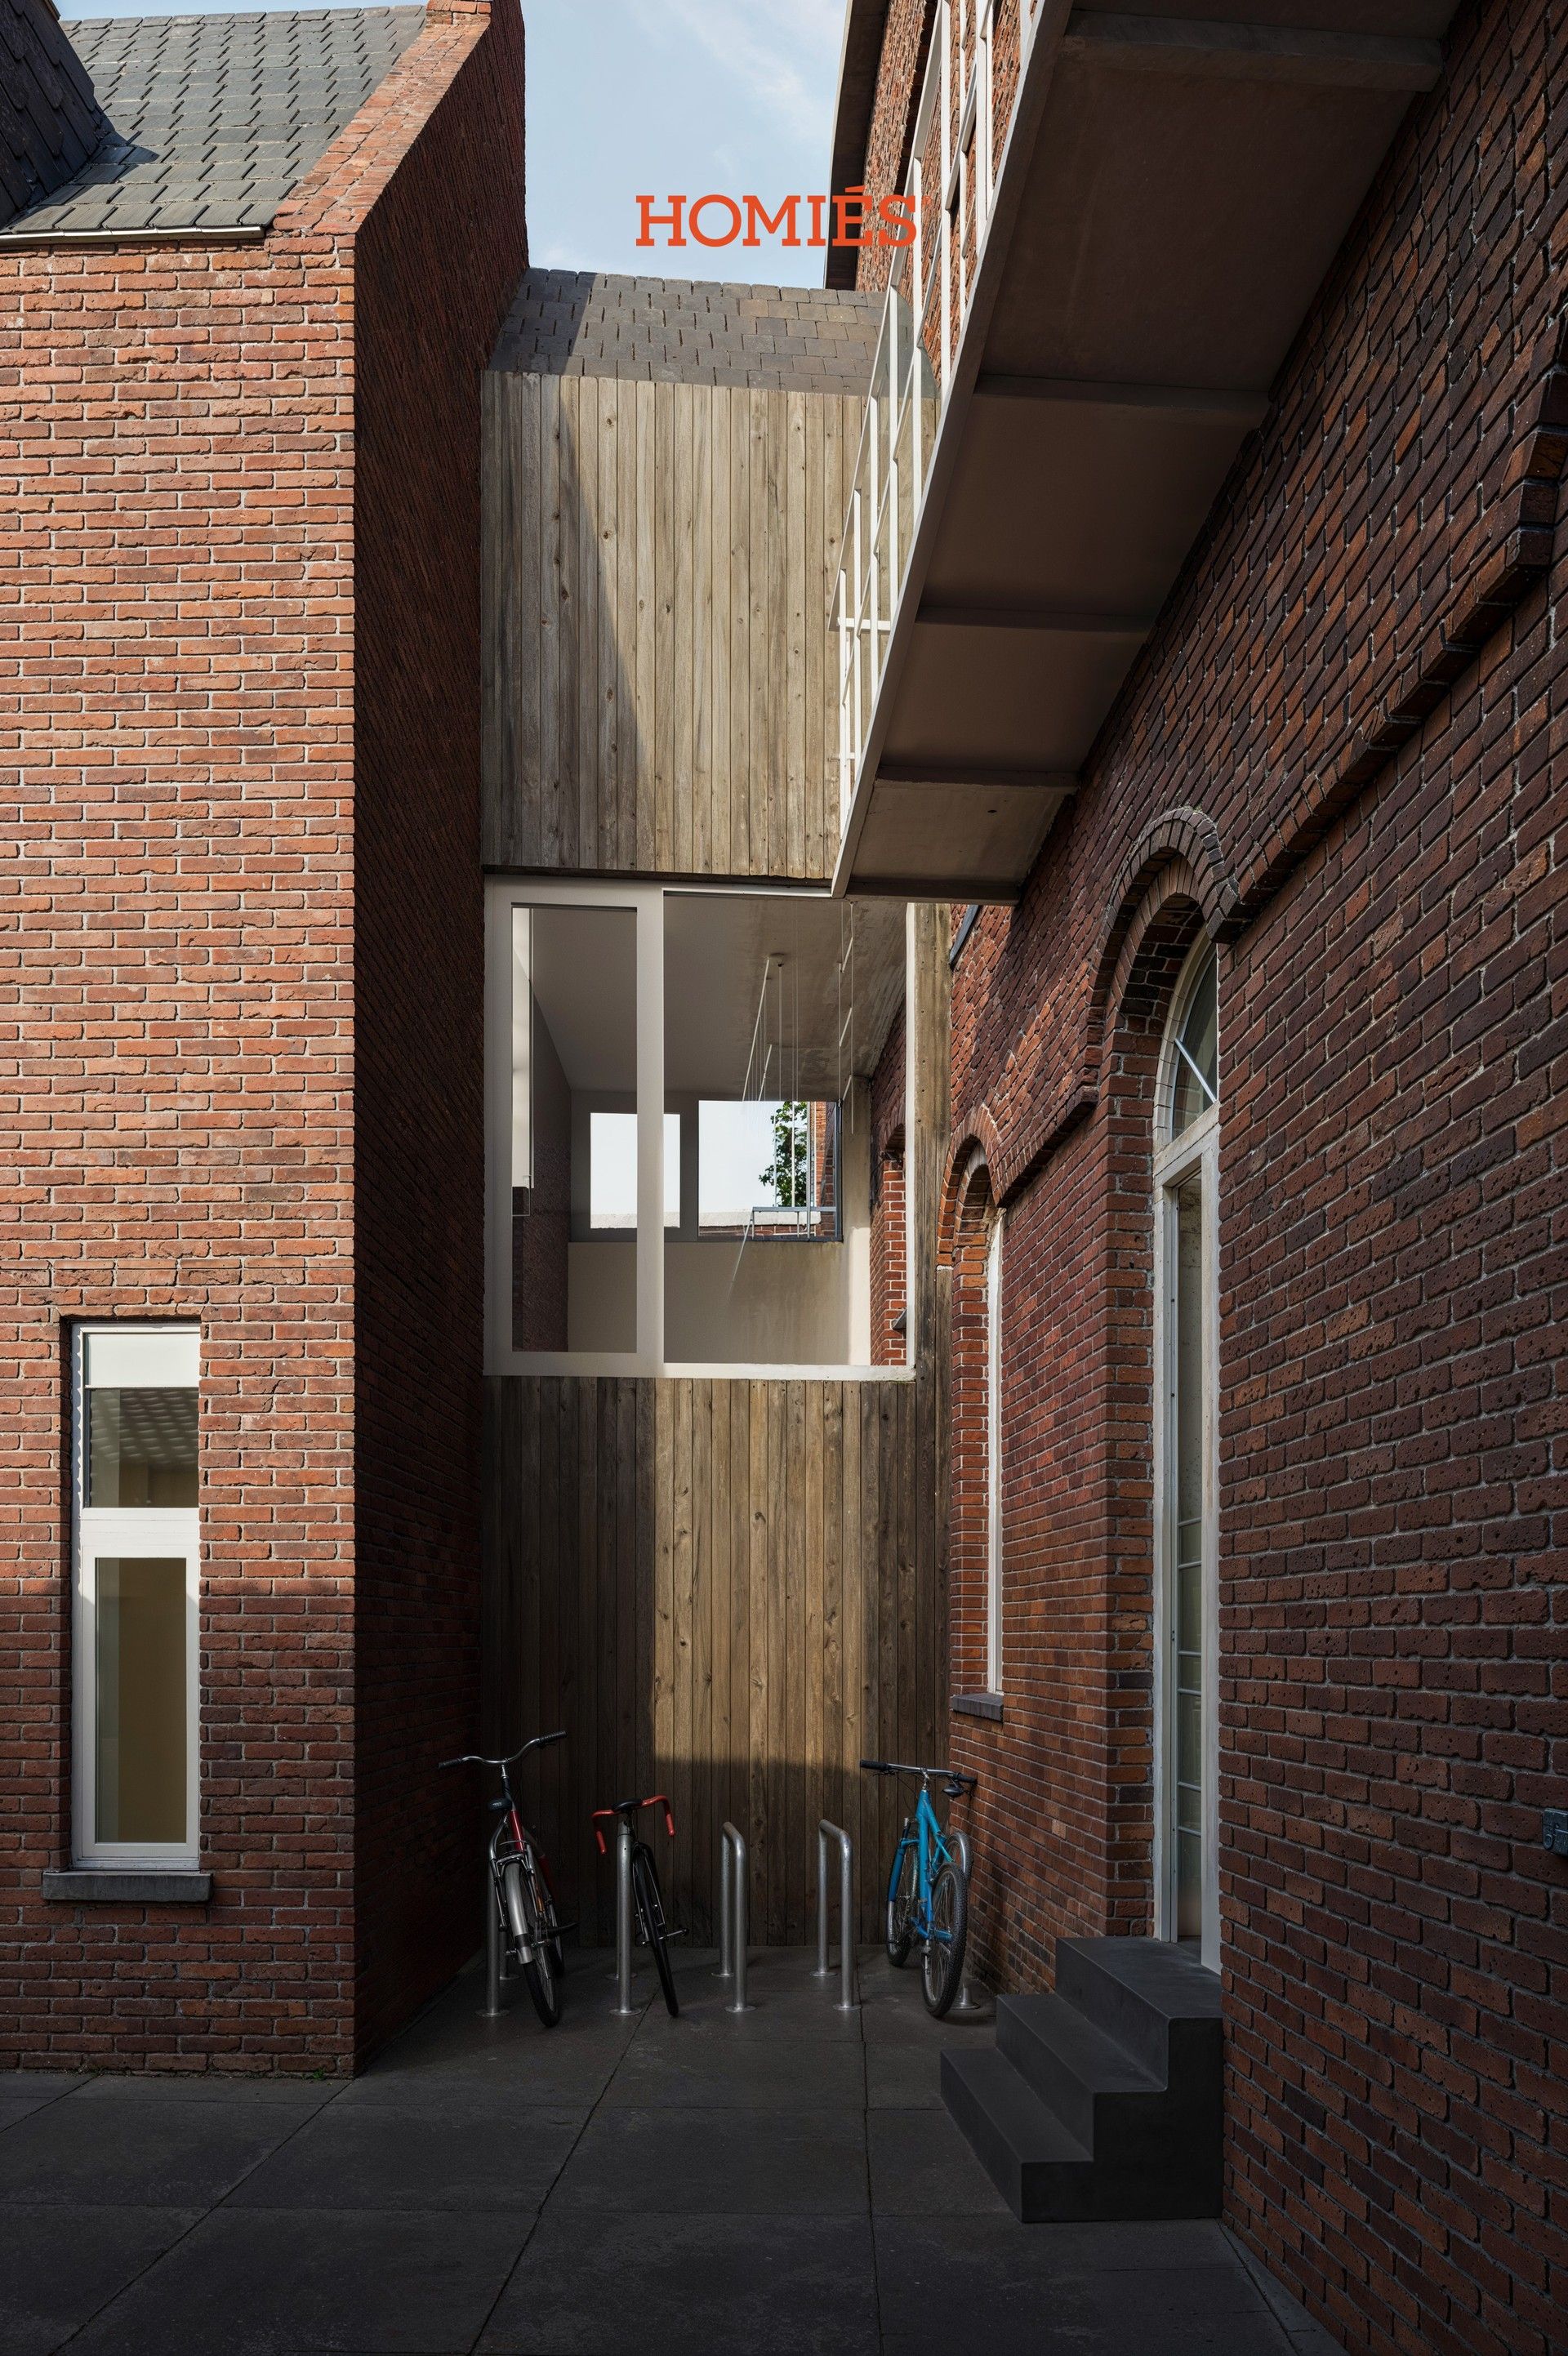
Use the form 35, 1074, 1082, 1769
481, 376, 862, 879
483, 1374, 944, 1946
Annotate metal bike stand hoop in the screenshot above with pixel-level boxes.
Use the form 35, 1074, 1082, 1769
815, 1819, 856, 2010
716, 1821, 751, 2012
613, 1819, 636, 2015
483, 1821, 509, 2019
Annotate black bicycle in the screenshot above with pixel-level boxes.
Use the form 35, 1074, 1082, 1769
592, 1793, 681, 2016
443, 1732, 568, 2027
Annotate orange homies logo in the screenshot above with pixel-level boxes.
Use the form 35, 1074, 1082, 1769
635, 188, 916, 250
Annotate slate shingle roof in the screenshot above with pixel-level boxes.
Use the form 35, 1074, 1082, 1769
492, 270, 884, 395
0, 4, 424, 240
0, 0, 109, 229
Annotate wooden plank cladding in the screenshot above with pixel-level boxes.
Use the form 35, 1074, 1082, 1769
481, 372, 864, 880
483, 1374, 946, 1948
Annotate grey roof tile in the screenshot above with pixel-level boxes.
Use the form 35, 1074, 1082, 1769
0, 2, 424, 239
492, 268, 882, 395
0, 0, 110, 227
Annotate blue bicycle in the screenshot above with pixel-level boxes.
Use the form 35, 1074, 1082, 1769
862, 1757, 978, 2016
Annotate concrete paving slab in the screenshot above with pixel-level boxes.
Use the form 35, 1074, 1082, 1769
477, 2211, 880, 2356
864, 2036, 946, 2109
65, 2205, 532, 2355
0, 2099, 302, 2210
605, 2013, 866, 2109
550, 2104, 868, 2216
875, 2215, 1295, 2356
228, 2100, 581, 2213
69, 2075, 341, 2109
0, 2204, 201, 2356
868, 2107, 1011, 2215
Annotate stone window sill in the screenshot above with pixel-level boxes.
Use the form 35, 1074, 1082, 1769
952, 1690, 1003, 1723
42, 1870, 212, 1904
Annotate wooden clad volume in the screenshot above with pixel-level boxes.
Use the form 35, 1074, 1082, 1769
482, 374, 863, 880
483, 1374, 946, 1946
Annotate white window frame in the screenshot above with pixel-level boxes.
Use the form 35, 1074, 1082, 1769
984, 1207, 1004, 1695
1151, 941, 1220, 1970
484, 875, 918, 1381
72, 1324, 201, 1870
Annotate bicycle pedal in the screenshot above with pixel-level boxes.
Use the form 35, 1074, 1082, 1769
550, 1917, 579, 1937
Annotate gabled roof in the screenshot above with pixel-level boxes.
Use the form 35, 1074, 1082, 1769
492, 270, 883, 396
0, 0, 110, 228
0, 4, 424, 242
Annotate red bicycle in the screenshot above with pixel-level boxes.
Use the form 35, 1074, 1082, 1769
443, 1732, 568, 2027
593, 1793, 681, 2016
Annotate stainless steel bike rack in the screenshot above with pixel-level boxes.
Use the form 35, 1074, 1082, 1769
814, 1819, 857, 2009
483, 1822, 510, 2018
612, 1818, 636, 2015
715, 1821, 750, 2011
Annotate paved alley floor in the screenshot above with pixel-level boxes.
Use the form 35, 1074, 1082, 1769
1, 1948, 1343, 2355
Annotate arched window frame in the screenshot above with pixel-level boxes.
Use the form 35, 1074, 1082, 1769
985, 1204, 1004, 1697
1151, 938, 1220, 1968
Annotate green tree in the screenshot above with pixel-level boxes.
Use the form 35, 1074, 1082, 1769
760, 1101, 808, 1206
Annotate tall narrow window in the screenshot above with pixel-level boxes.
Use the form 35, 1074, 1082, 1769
985, 1211, 1004, 1695
1153, 942, 1219, 1966
74, 1326, 200, 1866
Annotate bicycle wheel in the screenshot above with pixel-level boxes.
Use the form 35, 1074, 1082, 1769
920, 1857, 969, 2018
631, 1843, 679, 2017
886, 1828, 919, 1966
534, 1848, 567, 1979
503, 1858, 564, 2027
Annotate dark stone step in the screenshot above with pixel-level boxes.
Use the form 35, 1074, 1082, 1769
1054, 1935, 1221, 2082
941, 1939, 1225, 2224
996, 1992, 1160, 2146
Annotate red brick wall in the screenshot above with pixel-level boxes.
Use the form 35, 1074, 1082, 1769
350, 0, 528, 2063
902, 0, 1568, 2349
0, 1, 524, 2074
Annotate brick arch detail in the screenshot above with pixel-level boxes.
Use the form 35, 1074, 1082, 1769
1080, 805, 1236, 1091
938, 1111, 1004, 1266
951, 808, 1234, 1212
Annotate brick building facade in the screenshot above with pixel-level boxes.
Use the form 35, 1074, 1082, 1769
2, 0, 527, 2072
4, 0, 1564, 2349
834, 2, 1568, 2351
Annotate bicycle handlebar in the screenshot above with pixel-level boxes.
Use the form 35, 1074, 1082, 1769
590, 1793, 675, 1854
860, 1757, 978, 1793
440, 1730, 567, 1770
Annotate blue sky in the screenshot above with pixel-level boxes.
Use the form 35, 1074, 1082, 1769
69, 0, 848, 286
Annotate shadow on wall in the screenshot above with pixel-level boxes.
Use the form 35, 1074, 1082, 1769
480, 1371, 947, 1948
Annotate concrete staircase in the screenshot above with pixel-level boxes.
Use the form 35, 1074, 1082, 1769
941, 1936, 1223, 2222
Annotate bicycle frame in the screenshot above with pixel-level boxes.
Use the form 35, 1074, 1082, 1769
490, 1760, 552, 1961
889, 1777, 957, 1945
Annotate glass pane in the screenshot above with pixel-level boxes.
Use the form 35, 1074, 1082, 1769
1176, 1828, 1202, 1939
663, 892, 905, 1366
1170, 1171, 1208, 1941
511, 904, 638, 1354
95, 1557, 187, 1845
1174, 1178, 1204, 1535
1170, 949, 1218, 1135
87, 1390, 197, 1508
590, 1112, 678, 1229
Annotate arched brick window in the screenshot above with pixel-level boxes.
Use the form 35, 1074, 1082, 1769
1152, 938, 1220, 1965
948, 1153, 1002, 1703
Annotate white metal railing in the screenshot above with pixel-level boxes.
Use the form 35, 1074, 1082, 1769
833, 0, 1044, 833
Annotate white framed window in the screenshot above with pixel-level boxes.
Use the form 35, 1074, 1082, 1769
485, 877, 914, 1378
1152, 940, 1220, 1968
985, 1209, 1004, 1695
72, 1325, 200, 1868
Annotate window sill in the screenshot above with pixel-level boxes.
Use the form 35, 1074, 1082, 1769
42, 1869, 212, 1905
952, 1691, 1003, 1724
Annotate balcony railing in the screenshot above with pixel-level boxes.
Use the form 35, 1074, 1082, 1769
833, 0, 1044, 833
